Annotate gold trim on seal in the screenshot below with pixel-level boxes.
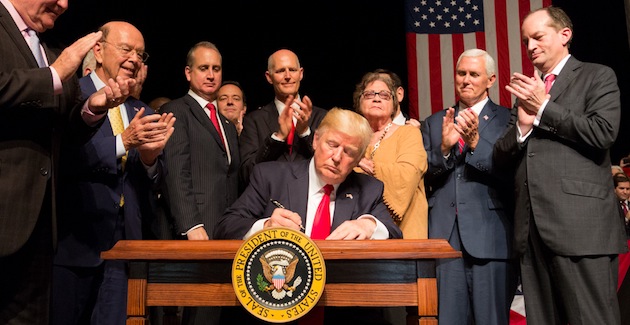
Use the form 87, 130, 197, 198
232, 227, 326, 323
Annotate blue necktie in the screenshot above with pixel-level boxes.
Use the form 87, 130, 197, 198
26, 29, 46, 67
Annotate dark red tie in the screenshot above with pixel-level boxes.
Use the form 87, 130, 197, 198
544, 74, 556, 94
458, 137, 465, 154
207, 103, 224, 146
623, 201, 629, 216
287, 122, 296, 154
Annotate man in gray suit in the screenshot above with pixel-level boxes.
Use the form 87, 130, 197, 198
421, 49, 517, 325
0, 1, 133, 323
495, 6, 627, 324
157, 41, 240, 325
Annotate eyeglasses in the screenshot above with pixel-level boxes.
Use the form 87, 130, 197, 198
101, 41, 149, 63
362, 90, 392, 101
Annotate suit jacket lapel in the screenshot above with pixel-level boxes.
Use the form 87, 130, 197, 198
0, 6, 40, 68
548, 56, 580, 101
287, 162, 309, 224
477, 100, 497, 135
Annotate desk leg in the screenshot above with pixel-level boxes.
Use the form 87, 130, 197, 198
127, 262, 149, 325
415, 278, 437, 325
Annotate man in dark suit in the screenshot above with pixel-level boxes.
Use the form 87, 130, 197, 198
239, 49, 327, 189
157, 41, 240, 325
495, 6, 627, 324
0, 1, 134, 323
52, 21, 174, 325
421, 49, 517, 325
215, 107, 402, 241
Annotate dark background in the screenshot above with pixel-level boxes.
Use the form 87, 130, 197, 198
44, 0, 630, 161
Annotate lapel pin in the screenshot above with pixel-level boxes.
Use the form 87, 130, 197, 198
483, 115, 489, 120
345, 193, 353, 199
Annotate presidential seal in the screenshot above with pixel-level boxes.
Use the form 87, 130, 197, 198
232, 227, 326, 323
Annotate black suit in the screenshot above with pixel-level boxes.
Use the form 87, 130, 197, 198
238, 101, 327, 189
494, 56, 627, 324
0, 3, 103, 323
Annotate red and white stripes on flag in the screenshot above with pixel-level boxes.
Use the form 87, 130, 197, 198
405, 0, 552, 120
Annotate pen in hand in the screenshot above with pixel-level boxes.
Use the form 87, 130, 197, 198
269, 199, 305, 231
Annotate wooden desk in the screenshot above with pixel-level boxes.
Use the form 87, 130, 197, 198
101, 239, 460, 325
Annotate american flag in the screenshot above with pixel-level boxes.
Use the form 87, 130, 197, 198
405, 0, 552, 120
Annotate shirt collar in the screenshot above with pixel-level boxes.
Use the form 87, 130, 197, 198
1, 0, 28, 33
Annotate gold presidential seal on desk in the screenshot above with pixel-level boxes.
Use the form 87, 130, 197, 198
232, 227, 326, 323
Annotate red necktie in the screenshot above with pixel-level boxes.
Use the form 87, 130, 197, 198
623, 201, 629, 216
301, 185, 333, 325
207, 103, 225, 147
311, 184, 333, 239
544, 74, 556, 94
287, 122, 296, 154
458, 137, 465, 154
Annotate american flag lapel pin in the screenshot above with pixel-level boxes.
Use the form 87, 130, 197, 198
134, 107, 140, 112
483, 115, 489, 120
345, 193, 353, 199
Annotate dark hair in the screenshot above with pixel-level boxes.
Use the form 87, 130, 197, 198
614, 172, 630, 187
220, 80, 247, 104
528, 6, 573, 46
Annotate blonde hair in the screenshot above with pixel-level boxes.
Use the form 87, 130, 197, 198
315, 107, 373, 158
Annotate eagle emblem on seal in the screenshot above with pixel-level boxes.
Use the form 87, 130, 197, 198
258, 248, 303, 300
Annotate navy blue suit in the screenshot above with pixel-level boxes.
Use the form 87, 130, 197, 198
214, 160, 402, 240
52, 75, 162, 325
421, 100, 517, 325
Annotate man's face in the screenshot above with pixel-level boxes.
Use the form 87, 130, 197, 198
521, 10, 571, 73
217, 84, 245, 123
186, 47, 222, 101
265, 50, 303, 99
96, 23, 145, 82
15, 0, 67, 32
616, 181, 630, 201
312, 129, 363, 185
455, 56, 495, 107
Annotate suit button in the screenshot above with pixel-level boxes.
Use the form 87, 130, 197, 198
450, 202, 455, 207
40, 168, 49, 176
524, 181, 528, 186
528, 153, 534, 157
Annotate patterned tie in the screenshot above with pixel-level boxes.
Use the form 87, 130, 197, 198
623, 201, 629, 216
108, 106, 127, 206
544, 74, 556, 94
26, 29, 46, 68
207, 103, 225, 147
457, 107, 469, 154
311, 184, 334, 239
287, 122, 296, 154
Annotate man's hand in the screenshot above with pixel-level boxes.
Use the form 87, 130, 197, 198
292, 95, 313, 135
441, 107, 460, 155
88, 76, 136, 114
453, 108, 479, 151
186, 227, 209, 240
264, 208, 304, 231
130, 63, 147, 99
136, 111, 176, 166
506, 72, 548, 115
275, 95, 295, 141
51, 31, 102, 81
326, 218, 376, 240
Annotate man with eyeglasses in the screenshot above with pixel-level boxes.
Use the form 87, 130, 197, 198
52, 21, 175, 325
239, 49, 328, 190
